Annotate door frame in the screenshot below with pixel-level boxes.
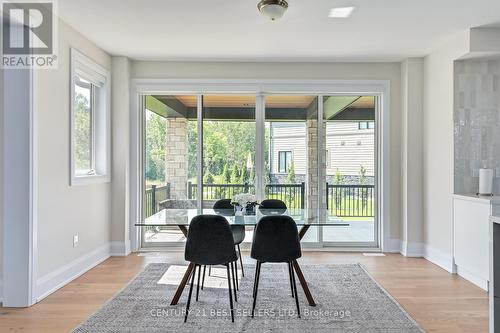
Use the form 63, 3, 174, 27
129, 79, 391, 251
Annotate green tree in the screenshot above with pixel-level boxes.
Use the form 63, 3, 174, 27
334, 168, 344, 185
359, 165, 367, 185
359, 165, 368, 209
204, 172, 214, 184
221, 163, 231, 183
240, 167, 249, 184
74, 92, 92, 171
287, 161, 296, 183
144, 111, 166, 183
249, 167, 255, 184
231, 165, 240, 183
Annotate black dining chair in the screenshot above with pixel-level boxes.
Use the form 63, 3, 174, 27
250, 215, 302, 318
184, 215, 239, 322
211, 199, 245, 277
258, 199, 287, 215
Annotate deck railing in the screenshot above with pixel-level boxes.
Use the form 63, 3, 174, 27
326, 184, 375, 217
144, 184, 170, 218
187, 182, 306, 211
144, 182, 374, 219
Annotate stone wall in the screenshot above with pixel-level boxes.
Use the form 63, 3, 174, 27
165, 118, 188, 199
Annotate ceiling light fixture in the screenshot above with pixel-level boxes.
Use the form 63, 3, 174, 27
258, 0, 288, 21
328, 6, 355, 18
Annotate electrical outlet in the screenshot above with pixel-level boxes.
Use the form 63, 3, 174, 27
73, 234, 79, 248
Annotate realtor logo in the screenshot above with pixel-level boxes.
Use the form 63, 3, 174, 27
1, 0, 58, 68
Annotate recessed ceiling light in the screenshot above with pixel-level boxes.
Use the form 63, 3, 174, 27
328, 7, 355, 18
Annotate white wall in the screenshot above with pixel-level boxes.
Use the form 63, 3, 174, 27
110, 57, 131, 255
35, 19, 112, 293
0, 67, 4, 301
423, 32, 469, 268
400, 58, 424, 256
132, 61, 402, 243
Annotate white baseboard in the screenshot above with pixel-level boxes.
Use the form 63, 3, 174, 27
423, 244, 455, 273
110, 240, 131, 256
384, 238, 403, 253
456, 266, 488, 291
401, 240, 425, 257
36, 243, 111, 302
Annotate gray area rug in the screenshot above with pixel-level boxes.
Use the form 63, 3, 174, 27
73, 263, 424, 333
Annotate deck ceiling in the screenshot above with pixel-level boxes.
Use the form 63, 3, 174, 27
148, 95, 375, 121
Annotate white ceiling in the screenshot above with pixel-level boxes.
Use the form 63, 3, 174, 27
58, 0, 500, 62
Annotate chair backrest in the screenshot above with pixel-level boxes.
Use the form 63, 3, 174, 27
251, 215, 301, 262
259, 199, 287, 210
213, 199, 233, 209
213, 199, 235, 216
185, 215, 237, 265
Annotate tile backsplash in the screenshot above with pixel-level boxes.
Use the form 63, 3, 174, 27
454, 59, 500, 194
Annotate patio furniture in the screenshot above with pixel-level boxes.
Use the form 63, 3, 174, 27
250, 215, 302, 318
184, 215, 239, 322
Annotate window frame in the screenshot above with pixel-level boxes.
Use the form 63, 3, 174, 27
278, 150, 292, 173
70, 48, 111, 186
358, 121, 375, 130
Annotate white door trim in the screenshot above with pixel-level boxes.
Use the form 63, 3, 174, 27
129, 79, 391, 252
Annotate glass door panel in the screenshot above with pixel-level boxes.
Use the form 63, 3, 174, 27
321, 96, 377, 246
142, 95, 198, 247
202, 95, 256, 242
264, 95, 319, 243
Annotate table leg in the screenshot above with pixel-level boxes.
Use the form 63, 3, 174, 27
179, 225, 188, 238
170, 262, 195, 306
296, 224, 316, 306
292, 259, 316, 306
170, 225, 191, 306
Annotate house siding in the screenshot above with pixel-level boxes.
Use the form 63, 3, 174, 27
270, 122, 375, 177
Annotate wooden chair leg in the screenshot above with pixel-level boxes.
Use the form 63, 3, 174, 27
237, 244, 244, 277
226, 264, 235, 322
184, 264, 197, 323
290, 261, 301, 318
251, 261, 261, 318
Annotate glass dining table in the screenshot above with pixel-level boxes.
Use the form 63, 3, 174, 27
136, 208, 349, 307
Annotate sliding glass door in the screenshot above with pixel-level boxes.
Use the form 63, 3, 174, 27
264, 95, 319, 243
320, 96, 378, 246
142, 95, 198, 247
140, 93, 379, 248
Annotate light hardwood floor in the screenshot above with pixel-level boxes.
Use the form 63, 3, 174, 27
0, 252, 489, 333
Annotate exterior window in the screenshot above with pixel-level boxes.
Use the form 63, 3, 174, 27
74, 76, 95, 175
70, 48, 111, 185
278, 151, 292, 173
358, 121, 375, 130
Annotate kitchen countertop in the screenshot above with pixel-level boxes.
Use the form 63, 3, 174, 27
453, 193, 500, 204
491, 215, 500, 224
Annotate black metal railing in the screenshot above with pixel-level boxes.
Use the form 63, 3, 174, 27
326, 184, 375, 217
187, 182, 306, 210
144, 184, 170, 218
265, 183, 305, 210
